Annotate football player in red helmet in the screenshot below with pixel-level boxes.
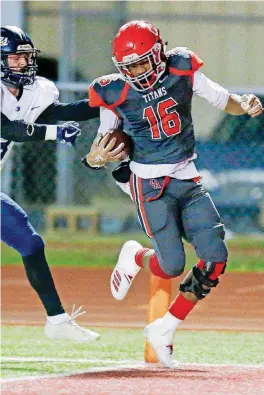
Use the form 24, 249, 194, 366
112, 20, 167, 91
87, 19, 263, 368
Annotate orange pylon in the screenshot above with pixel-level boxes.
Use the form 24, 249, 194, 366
144, 274, 172, 363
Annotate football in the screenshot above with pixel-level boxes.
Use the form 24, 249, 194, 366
108, 128, 133, 157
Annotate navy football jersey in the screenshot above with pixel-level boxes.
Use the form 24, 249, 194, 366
89, 47, 203, 165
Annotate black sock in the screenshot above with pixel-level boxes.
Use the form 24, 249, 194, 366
22, 247, 65, 316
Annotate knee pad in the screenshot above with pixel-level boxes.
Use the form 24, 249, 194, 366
193, 224, 228, 262
152, 252, 185, 278
163, 264, 185, 278
179, 260, 226, 300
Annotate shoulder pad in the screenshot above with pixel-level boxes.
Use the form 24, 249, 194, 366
167, 47, 203, 72
93, 73, 125, 86
34, 76, 59, 99
89, 73, 129, 108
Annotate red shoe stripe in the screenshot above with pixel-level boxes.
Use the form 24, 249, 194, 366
114, 274, 120, 286
124, 274, 132, 284
112, 279, 119, 292
166, 345, 173, 355
113, 276, 119, 288
116, 270, 121, 281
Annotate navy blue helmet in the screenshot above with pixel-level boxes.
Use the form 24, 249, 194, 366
1, 25, 40, 87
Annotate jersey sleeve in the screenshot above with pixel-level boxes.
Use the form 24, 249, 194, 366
168, 47, 203, 74
36, 76, 59, 102
88, 74, 129, 110
38, 100, 99, 123
1, 112, 47, 142
88, 78, 107, 107
188, 49, 203, 72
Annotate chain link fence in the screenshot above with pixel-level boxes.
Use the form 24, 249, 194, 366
199, 106, 264, 234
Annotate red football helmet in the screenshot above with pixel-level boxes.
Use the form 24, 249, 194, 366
112, 20, 166, 91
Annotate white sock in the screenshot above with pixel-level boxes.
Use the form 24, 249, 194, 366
47, 313, 69, 325
160, 312, 182, 332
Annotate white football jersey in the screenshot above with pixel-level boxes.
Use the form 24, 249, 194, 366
1, 77, 59, 169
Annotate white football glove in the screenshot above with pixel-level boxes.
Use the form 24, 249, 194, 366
240, 94, 263, 117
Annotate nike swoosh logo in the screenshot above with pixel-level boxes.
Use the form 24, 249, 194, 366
65, 131, 77, 138
31, 106, 41, 110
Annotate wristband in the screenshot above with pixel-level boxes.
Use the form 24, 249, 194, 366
81, 156, 101, 170
45, 125, 57, 140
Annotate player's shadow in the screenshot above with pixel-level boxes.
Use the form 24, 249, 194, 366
76, 368, 210, 380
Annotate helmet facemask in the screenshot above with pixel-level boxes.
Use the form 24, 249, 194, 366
113, 42, 166, 92
1, 48, 40, 87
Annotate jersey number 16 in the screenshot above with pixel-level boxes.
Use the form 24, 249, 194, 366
143, 97, 181, 139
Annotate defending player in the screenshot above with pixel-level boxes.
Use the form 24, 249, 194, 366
1, 25, 123, 341
85, 21, 263, 366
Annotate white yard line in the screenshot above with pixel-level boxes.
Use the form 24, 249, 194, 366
1, 357, 137, 364
2, 360, 263, 383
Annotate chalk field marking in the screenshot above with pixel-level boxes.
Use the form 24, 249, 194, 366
2, 359, 264, 383
2, 357, 136, 364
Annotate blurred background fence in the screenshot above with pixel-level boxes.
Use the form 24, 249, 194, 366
2, 1, 264, 236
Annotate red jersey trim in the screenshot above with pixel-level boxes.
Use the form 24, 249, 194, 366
88, 83, 130, 110
136, 176, 153, 239
169, 51, 203, 84
189, 50, 204, 72
88, 86, 105, 107
169, 67, 194, 77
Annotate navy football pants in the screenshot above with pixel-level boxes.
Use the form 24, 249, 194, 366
1, 192, 64, 316
130, 175, 228, 277
1, 192, 44, 256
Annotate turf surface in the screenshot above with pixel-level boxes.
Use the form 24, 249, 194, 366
2, 234, 264, 380
1, 326, 264, 379
2, 234, 264, 271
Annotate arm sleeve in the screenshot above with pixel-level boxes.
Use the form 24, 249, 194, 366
1, 112, 54, 142
38, 100, 100, 124
193, 71, 230, 109
98, 107, 123, 135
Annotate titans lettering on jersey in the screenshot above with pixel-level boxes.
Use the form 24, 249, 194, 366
89, 47, 203, 165
0, 77, 59, 168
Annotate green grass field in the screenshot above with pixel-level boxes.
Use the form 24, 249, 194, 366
2, 234, 264, 380
2, 326, 264, 379
2, 232, 264, 271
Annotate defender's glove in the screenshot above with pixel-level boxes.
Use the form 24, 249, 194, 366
56, 121, 81, 145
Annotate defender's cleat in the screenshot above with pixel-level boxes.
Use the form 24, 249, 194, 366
45, 305, 100, 342
110, 240, 143, 300
144, 318, 175, 368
